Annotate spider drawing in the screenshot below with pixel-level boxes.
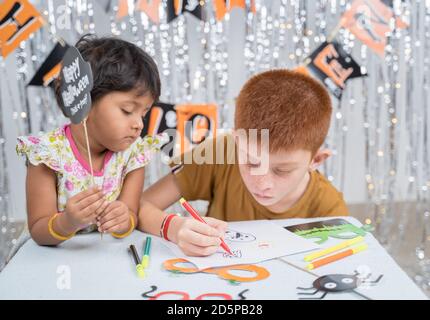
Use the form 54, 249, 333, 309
296, 271, 383, 300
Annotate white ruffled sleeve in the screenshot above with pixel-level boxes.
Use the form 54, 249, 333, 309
124, 133, 168, 175
16, 134, 62, 172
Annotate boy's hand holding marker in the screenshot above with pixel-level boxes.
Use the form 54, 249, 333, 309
168, 216, 228, 257
179, 198, 233, 255
152, 197, 229, 257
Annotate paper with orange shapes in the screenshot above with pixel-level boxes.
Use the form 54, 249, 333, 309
161, 220, 319, 270
175, 103, 217, 156
214, 264, 270, 282
340, 0, 408, 56
163, 258, 200, 273
213, 0, 255, 21
137, 0, 161, 24
163, 258, 270, 282
0, 0, 44, 58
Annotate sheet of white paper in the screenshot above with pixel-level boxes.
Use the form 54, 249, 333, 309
161, 220, 320, 269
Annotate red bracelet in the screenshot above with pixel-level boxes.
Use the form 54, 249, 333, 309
162, 214, 178, 241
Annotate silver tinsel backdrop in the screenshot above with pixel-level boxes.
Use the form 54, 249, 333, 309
0, 0, 430, 290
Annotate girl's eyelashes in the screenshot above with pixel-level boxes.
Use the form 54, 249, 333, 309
121, 108, 133, 115
273, 169, 293, 176
121, 104, 151, 117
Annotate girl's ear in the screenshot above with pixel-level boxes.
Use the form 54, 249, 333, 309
309, 148, 332, 171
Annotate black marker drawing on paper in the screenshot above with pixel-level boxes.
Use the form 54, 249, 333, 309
225, 230, 256, 243
222, 249, 242, 258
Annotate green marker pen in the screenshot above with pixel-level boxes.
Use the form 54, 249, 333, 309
130, 244, 145, 278
141, 236, 152, 269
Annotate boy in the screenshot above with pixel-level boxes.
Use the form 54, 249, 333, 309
138, 69, 348, 256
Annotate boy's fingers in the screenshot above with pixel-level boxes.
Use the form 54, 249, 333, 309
186, 229, 221, 247
188, 219, 222, 238
205, 218, 228, 235
180, 242, 218, 257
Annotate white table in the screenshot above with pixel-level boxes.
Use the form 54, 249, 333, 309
0, 217, 427, 300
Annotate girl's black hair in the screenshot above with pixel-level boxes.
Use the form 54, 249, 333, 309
55, 35, 161, 105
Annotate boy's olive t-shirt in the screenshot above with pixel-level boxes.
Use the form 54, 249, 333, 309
170, 134, 349, 221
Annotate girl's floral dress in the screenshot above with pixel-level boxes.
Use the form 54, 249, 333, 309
16, 124, 166, 233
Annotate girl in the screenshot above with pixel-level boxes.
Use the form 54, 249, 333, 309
16, 35, 165, 245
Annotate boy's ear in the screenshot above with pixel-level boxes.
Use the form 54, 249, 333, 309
309, 148, 332, 171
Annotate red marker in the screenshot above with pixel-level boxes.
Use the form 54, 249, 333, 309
179, 197, 233, 255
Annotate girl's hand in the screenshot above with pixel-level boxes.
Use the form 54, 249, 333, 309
64, 187, 108, 231
97, 200, 131, 234
168, 216, 228, 257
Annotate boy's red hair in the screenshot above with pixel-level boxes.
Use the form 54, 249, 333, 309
235, 69, 332, 155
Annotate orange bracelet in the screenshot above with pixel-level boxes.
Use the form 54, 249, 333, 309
111, 213, 135, 239
48, 213, 76, 241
